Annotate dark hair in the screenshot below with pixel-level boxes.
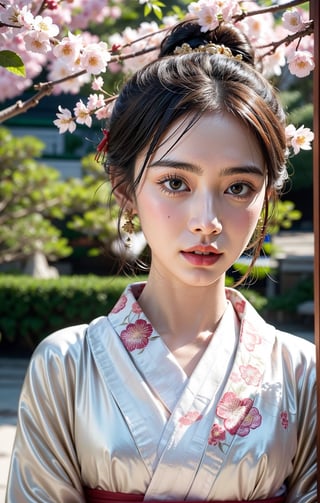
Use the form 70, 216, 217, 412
105, 21, 288, 281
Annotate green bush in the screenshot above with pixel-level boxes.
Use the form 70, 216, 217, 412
0, 275, 141, 355
265, 277, 313, 313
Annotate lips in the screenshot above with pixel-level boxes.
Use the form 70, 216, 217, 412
181, 245, 222, 266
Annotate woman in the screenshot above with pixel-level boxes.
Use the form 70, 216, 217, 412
6, 21, 316, 503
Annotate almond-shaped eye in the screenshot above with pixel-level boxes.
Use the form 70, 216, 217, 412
159, 175, 189, 194
166, 178, 186, 191
227, 183, 252, 197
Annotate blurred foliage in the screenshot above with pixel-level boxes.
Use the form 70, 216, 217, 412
0, 127, 119, 265
0, 273, 270, 355
0, 274, 139, 354
266, 276, 313, 312
0, 127, 72, 263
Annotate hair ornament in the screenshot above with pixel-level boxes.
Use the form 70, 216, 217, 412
173, 42, 242, 61
95, 128, 109, 162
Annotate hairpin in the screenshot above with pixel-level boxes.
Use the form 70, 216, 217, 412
173, 42, 242, 61
95, 129, 109, 162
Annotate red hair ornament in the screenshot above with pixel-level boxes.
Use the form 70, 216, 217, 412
95, 129, 109, 162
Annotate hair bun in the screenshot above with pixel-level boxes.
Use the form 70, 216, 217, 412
160, 21, 254, 65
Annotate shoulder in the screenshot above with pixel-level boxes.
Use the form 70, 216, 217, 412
273, 328, 316, 384
226, 286, 316, 372
28, 316, 111, 377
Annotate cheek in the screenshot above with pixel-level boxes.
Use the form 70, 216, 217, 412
136, 193, 178, 230
227, 202, 263, 237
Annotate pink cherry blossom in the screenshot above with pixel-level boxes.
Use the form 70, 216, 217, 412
53, 33, 81, 64
282, 9, 304, 33
189, 0, 241, 31
112, 21, 163, 74
287, 49, 314, 78
53, 106, 76, 134
80, 42, 111, 75
197, 4, 220, 32
120, 319, 153, 351
0, 5, 22, 26
17, 6, 34, 29
285, 124, 314, 155
87, 93, 105, 112
92, 76, 104, 91
74, 99, 92, 127
95, 106, 112, 120
32, 15, 59, 37
24, 31, 51, 54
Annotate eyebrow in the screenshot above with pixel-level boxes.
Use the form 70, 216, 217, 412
149, 159, 264, 177
149, 159, 203, 174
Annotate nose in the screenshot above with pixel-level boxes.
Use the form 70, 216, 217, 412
188, 193, 222, 235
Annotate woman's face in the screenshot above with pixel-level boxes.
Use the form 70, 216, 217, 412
132, 112, 266, 289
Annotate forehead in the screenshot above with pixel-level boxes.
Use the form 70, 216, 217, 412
150, 112, 265, 169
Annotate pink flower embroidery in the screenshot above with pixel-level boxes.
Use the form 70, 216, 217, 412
132, 301, 142, 314
120, 319, 153, 351
236, 406, 262, 437
208, 423, 226, 445
179, 411, 202, 426
235, 299, 246, 314
239, 365, 262, 386
240, 321, 261, 351
216, 391, 261, 437
111, 295, 127, 313
280, 411, 289, 429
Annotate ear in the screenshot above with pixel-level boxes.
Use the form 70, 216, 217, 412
109, 168, 137, 214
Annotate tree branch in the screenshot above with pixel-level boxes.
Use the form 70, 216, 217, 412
235, 0, 312, 22
257, 21, 314, 57
0, 0, 314, 125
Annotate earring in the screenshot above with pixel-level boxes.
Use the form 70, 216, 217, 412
122, 209, 135, 246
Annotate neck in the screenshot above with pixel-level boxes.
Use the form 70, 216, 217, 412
138, 272, 228, 347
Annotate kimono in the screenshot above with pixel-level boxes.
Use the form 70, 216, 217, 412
5, 283, 317, 502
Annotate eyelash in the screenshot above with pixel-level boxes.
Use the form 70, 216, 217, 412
226, 182, 255, 199
157, 174, 256, 199
157, 174, 189, 195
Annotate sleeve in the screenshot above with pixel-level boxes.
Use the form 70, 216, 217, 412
285, 338, 317, 503
5, 329, 87, 502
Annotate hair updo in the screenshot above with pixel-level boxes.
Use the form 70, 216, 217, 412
105, 20, 288, 275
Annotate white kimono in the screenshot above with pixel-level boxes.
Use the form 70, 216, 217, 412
5, 283, 317, 502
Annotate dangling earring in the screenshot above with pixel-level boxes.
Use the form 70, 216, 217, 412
122, 209, 135, 246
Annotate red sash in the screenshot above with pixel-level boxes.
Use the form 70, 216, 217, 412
84, 489, 286, 503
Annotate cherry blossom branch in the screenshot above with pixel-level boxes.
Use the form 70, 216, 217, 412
0, 0, 314, 127
257, 21, 314, 56
0, 68, 88, 123
0, 44, 161, 124
235, 0, 311, 22
0, 85, 54, 123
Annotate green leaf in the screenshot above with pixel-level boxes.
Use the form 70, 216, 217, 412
153, 5, 163, 20
0, 50, 26, 77
144, 4, 152, 16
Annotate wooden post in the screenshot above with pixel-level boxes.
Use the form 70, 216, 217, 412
309, 0, 319, 494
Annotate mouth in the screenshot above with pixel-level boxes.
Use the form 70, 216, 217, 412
190, 250, 214, 256
183, 245, 221, 255
180, 247, 222, 266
